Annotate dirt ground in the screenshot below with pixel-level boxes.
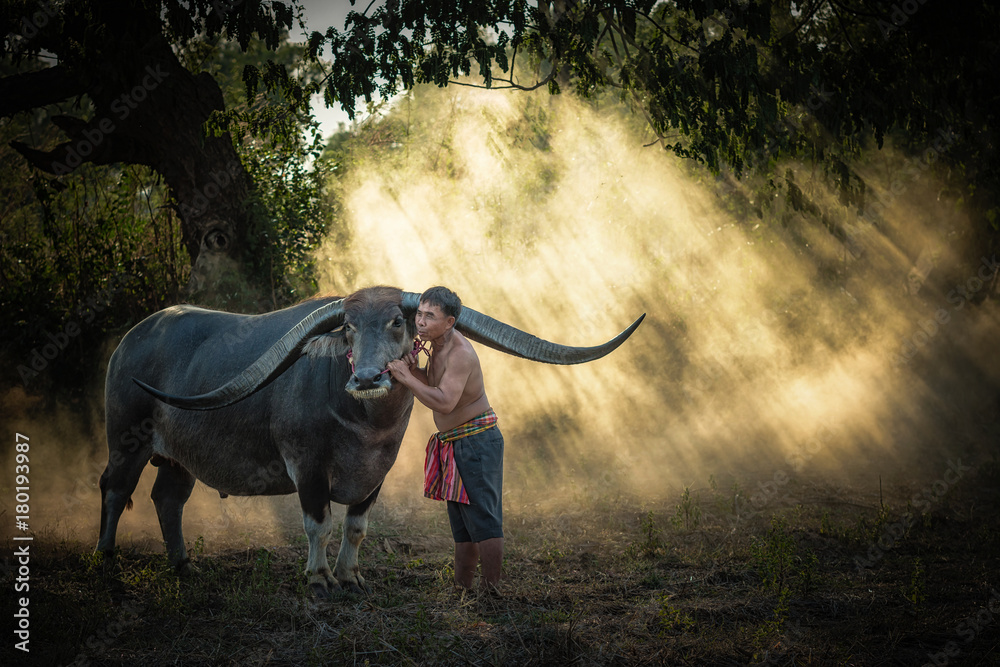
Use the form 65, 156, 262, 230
4, 460, 1000, 667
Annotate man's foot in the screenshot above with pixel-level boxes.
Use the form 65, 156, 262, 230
452, 583, 474, 597
478, 579, 504, 598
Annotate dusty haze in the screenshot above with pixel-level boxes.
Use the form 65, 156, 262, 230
3, 85, 998, 553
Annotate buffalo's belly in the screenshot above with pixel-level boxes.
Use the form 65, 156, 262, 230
194, 463, 297, 497
153, 426, 296, 497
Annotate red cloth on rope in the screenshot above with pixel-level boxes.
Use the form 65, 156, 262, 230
423, 408, 498, 504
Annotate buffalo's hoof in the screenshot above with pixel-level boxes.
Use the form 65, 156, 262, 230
308, 571, 339, 599
171, 557, 200, 577
95, 550, 121, 578
338, 578, 372, 595
309, 582, 334, 599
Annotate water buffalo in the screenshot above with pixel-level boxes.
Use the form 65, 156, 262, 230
98, 286, 643, 597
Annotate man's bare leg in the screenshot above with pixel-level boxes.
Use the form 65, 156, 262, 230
454, 542, 479, 589
478, 537, 504, 590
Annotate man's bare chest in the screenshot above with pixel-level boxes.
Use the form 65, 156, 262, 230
427, 356, 447, 387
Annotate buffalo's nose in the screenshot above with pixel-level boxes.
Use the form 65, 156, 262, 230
348, 367, 384, 389
361, 370, 383, 385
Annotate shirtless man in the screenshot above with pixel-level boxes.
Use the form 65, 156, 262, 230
386, 287, 504, 591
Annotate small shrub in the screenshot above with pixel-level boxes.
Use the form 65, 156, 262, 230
638, 510, 663, 558
624, 510, 664, 561
251, 548, 273, 588
191, 535, 206, 556
750, 517, 795, 593
751, 586, 791, 659
80, 550, 105, 575
902, 557, 927, 615
797, 550, 819, 595
820, 510, 833, 536
672, 487, 702, 530
657, 595, 696, 636
121, 555, 182, 612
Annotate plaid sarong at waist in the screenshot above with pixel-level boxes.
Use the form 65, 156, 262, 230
423, 408, 498, 504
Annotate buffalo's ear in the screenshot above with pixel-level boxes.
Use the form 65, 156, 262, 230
302, 330, 348, 359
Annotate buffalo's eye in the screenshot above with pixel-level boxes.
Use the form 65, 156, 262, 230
392, 316, 404, 328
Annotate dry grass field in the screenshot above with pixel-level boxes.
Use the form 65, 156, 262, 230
7, 459, 1000, 666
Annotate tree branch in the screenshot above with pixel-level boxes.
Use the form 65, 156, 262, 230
50, 114, 88, 135
632, 9, 700, 55
0, 65, 87, 117
778, 0, 829, 42
827, 0, 884, 19
447, 66, 557, 92
10, 119, 153, 176
828, 1, 858, 52
596, 9, 669, 150
10, 139, 122, 175
10, 140, 80, 174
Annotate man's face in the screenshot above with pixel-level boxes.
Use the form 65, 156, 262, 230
415, 301, 454, 341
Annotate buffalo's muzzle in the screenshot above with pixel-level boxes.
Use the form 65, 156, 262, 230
346, 366, 391, 399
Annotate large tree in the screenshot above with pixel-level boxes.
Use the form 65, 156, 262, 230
1, 0, 304, 290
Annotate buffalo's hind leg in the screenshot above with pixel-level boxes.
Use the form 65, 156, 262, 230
96, 447, 151, 562
334, 483, 381, 595
150, 461, 197, 574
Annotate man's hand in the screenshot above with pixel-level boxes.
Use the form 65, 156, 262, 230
386, 358, 415, 386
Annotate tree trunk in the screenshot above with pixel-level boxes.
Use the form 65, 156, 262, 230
3, 1, 254, 295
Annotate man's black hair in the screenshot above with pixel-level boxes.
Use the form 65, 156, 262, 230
420, 286, 462, 320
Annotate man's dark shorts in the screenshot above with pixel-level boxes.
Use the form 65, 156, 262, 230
447, 426, 504, 543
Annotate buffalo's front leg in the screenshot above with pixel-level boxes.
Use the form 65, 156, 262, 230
297, 477, 337, 598
334, 483, 381, 594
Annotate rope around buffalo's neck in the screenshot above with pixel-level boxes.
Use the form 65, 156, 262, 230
346, 338, 431, 377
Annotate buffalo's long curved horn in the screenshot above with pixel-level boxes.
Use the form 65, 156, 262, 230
132, 298, 347, 410
400, 292, 644, 364
458, 308, 646, 364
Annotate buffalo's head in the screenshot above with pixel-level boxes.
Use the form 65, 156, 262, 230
341, 286, 415, 399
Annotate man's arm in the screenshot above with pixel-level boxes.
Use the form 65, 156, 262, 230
406, 351, 429, 384
387, 348, 475, 415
